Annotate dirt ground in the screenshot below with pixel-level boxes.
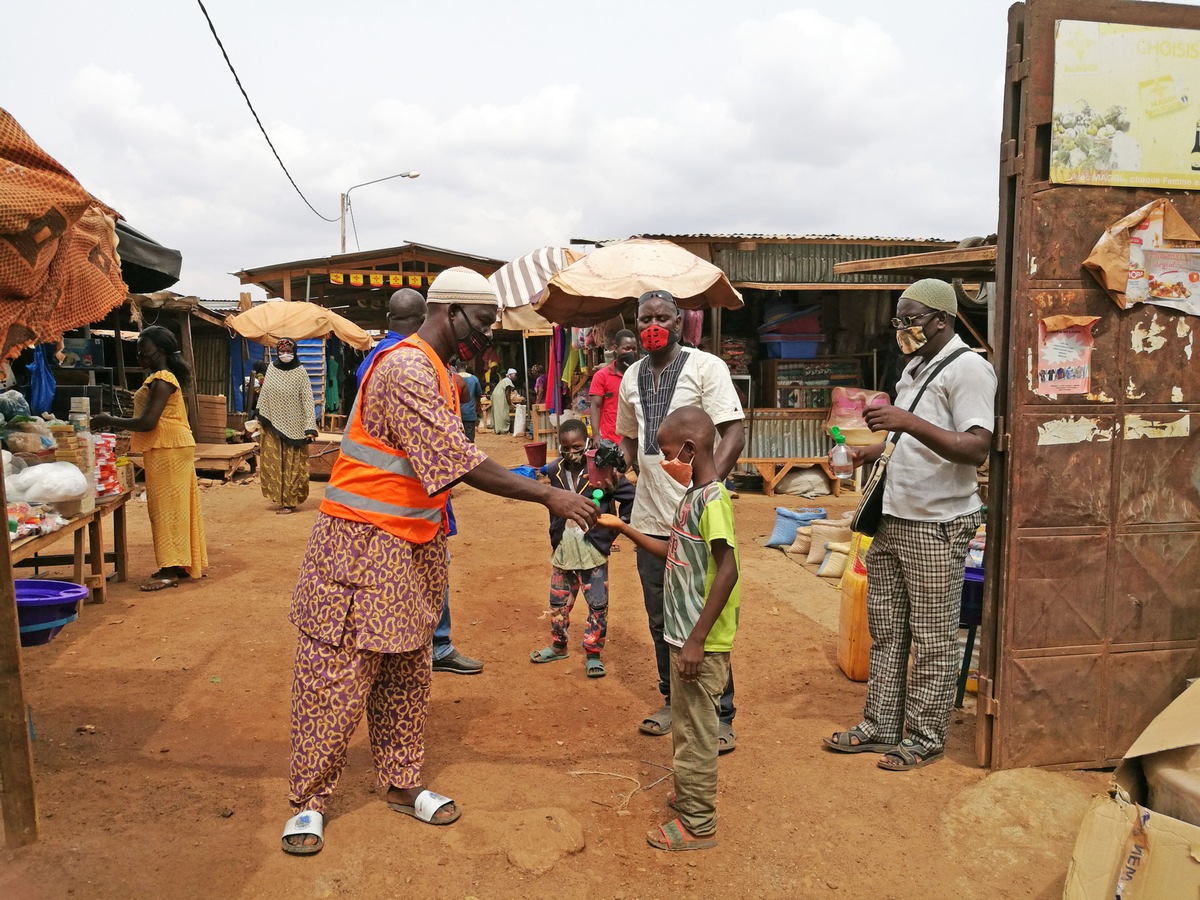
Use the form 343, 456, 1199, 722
1, 430, 1106, 899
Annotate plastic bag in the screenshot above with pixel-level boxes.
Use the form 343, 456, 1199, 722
26, 346, 55, 415
826, 387, 890, 447
6, 461, 88, 502
0, 389, 31, 421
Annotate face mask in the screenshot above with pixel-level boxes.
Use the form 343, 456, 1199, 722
640, 325, 673, 352
560, 449, 585, 465
452, 307, 492, 361
659, 443, 694, 487
277, 353, 295, 364
615, 351, 637, 370
895, 326, 928, 356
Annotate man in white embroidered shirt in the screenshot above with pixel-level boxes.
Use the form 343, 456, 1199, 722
617, 290, 745, 753
823, 278, 996, 772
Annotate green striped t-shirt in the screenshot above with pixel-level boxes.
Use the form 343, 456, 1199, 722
663, 481, 740, 652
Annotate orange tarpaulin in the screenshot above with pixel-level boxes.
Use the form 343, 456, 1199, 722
227, 301, 371, 350
0, 108, 128, 358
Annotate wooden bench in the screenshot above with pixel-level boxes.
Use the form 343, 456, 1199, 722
128, 443, 257, 482
738, 457, 842, 498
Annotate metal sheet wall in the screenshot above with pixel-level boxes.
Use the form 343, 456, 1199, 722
745, 409, 831, 458
713, 242, 951, 285
192, 334, 229, 406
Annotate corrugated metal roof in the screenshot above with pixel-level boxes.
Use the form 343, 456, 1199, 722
235, 241, 508, 280
585, 233, 960, 246
199, 299, 270, 314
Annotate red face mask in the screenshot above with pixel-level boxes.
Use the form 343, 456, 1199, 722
640, 324, 671, 352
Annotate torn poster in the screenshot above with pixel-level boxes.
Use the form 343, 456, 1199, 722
1037, 315, 1100, 396
1083, 198, 1200, 312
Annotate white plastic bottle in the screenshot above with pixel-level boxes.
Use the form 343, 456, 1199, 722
829, 427, 854, 481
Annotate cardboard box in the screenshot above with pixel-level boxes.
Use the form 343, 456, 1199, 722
1063, 682, 1200, 899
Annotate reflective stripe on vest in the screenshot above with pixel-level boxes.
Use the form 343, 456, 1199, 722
319, 335, 453, 542
337, 434, 418, 478
322, 485, 442, 523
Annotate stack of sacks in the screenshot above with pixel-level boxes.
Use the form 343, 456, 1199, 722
94, 433, 120, 496
783, 511, 855, 578
766, 507, 827, 549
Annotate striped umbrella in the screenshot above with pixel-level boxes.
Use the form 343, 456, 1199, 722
489, 246, 581, 333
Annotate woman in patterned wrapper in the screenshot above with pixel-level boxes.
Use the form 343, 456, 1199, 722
255, 338, 319, 514
91, 326, 208, 591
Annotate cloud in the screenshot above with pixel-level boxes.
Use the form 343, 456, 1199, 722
38, 7, 1003, 301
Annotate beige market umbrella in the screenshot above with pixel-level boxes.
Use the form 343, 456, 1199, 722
534, 238, 743, 326
227, 300, 371, 350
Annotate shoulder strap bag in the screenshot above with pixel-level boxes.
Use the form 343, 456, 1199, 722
850, 347, 973, 536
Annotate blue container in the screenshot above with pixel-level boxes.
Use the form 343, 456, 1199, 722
960, 566, 984, 628
15, 580, 86, 647
761, 334, 826, 359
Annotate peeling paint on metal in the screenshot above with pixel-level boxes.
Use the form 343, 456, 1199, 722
1131, 315, 1167, 354
1026, 348, 1034, 392
1187, 331, 1194, 361
1173, 386, 1185, 403
1123, 414, 1190, 440
1085, 390, 1114, 403
1036, 417, 1114, 445
1177, 319, 1191, 339
1126, 378, 1145, 400
1029, 256, 1038, 275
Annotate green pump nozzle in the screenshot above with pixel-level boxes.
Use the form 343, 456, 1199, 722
591, 489, 604, 507
831, 426, 846, 445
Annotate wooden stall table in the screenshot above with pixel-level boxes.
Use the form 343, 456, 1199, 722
127, 442, 256, 482
738, 457, 842, 499
8, 491, 132, 605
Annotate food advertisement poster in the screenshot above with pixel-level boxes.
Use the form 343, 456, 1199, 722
1052, 21, 1200, 188
1037, 316, 1099, 396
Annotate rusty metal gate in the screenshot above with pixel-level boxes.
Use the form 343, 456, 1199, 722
983, 0, 1200, 768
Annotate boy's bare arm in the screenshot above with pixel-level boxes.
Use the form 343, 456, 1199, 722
678, 539, 737, 678
597, 514, 668, 558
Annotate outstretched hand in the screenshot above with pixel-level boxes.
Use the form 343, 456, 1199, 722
596, 513, 624, 531
546, 487, 598, 531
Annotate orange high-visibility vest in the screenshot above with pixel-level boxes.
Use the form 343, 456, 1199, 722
320, 335, 460, 543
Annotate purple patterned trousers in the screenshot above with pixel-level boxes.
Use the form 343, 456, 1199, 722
288, 622, 432, 813
549, 564, 608, 654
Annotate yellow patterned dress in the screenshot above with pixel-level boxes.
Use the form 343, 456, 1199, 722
131, 370, 208, 578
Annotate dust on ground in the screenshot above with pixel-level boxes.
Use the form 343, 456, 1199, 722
0, 430, 1105, 899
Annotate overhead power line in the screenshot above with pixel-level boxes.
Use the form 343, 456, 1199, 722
195, 0, 337, 222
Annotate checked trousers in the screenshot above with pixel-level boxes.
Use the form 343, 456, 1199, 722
858, 511, 983, 754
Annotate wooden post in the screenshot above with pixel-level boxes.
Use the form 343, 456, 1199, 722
0, 470, 40, 847
109, 305, 127, 396
178, 311, 202, 442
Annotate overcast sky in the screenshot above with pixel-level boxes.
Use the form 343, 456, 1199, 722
5, 0, 1023, 300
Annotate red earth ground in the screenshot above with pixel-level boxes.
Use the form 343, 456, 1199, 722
1, 429, 1105, 899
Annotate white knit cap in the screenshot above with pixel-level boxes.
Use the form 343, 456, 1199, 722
506, 368, 517, 377
426, 266, 499, 306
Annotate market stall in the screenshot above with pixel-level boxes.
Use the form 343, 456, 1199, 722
226, 301, 371, 478
0, 109, 134, 847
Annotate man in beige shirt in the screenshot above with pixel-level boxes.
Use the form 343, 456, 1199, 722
617, 290, 745, 752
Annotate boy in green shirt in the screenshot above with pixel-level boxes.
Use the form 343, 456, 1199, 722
600, 405, 740, 851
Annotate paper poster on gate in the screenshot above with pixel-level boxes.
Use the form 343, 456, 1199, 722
1037, 316, 1100, 396
1052, 21, 1200, 189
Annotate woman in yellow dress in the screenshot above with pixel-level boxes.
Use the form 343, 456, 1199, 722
93, 326, 208, 591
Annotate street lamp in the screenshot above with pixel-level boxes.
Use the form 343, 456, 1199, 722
339, 170, 420, 253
